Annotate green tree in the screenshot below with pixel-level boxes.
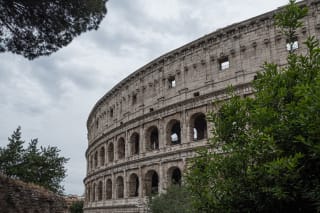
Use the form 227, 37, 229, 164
69, 200, 84, 213
148, 184, 195, 213
0, 127, 69, 194
0, 0, 108, 60
186, 1, 320, 212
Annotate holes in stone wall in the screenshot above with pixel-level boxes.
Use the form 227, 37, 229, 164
129, 173, 139, 197
99, 147, 105, 166
219, 56, 230, 70
130, 132, 140, 155
145, 170, 159, 196
98, 181, 103, 201
116, 176, 124, 199
190, 113, 207, 141
286, 37, 299, 52
168, 76, 176, 88
94, 151, 98, 168
106, 179, 112, 200
146, 126, 159, 151
108, 143, 114, 163
167, 120, 181, 145
117, 138, 125, 160
168, 167, 182, 185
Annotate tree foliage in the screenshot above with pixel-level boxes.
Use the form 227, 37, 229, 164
148, 184, 195, 213
0, 0, 108, 59
186, 1, 320, 212
69, 200, 84, 213
0, 126, 69, 194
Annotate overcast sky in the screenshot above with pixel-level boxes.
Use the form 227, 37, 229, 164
0, 0, 290, 195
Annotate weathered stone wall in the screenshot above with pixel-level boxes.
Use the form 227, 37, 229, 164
84, 1, 320, 212
0, 174, 67, 213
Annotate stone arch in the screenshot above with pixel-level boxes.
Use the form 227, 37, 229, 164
130, 132, 140, 155
190, 112, 207, 141
90, 155, 93, 171
106, 179, 112, 200
92, 182, 96, 201
98, 181, 103, 201
87, 185, 91, 202
94, 151, 98, 168
108, 143, 114, 162
117, 137, 125, 160
145, 126, 159, 151
166, 119, 181, 145
128, 173, 139, 197
116, 176, 124, 199
145, 170, 159, 196
99, 146, 105, 166
168, 167, 182, 185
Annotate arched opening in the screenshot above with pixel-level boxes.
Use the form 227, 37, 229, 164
100, 146, 105, 166
98, 181, 103, 201
190, 113, 207, 141
128, 173, 139, 197
92, 183, 96, 201
116, 176, 124, 199
94, 151, 98, 168
130, 132, 140, 155
146, 126, 159, 151
87, 185, 91, 202
90, 155, 93, 171
145, 170, 159, 196
117, 138, 125, 160
168, 167, 182, 185
167, 120, 181, 145
106, 179, 112, 200
108, 143, 114, 162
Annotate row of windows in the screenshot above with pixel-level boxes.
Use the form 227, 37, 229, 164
92, 38, 300, 133
86, 167, 182, 202
89, 113, 207, 171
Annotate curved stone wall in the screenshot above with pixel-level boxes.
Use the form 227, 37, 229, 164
84, 1, 320, 212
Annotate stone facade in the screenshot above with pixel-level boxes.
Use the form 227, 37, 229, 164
84, 1, 320, 212
0, 174, 67, 213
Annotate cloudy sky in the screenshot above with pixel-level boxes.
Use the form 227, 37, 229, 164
0, 0, 290, 195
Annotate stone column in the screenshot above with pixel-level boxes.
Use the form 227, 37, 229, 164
181, 110, 188, 144
158, 119, 165, 149
138, 166, 143, 198
140, 126, 145, 154
105, 143, 108, 166
124, 170, 128, 198
111, 173, 115, 199
159, 162, 164, 193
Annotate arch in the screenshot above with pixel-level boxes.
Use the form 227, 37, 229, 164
130, 132, 140, 155
116, 176, 124, 199
92, 182, 96, 201
166, 119, 181, 145
168, 167, 182, 185
87, 185, 91, 202
145, 170, 159, 196
146, 126, 159, 151
190, 113, 207, 141
90, 155, 93, 171
94, 151, 98, 168
128, 173, 139, 197
98, 181, 103, 201
99, 146, 105, 166
106, 179, 112, 200
117, 137, 125, 159
108, 143, 114, 162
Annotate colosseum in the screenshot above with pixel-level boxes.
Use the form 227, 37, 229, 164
84, 1, 320, 212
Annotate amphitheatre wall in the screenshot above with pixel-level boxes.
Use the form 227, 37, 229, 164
84, 1, 320, 212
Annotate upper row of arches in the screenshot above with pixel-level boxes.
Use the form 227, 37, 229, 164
89, 113, 207, 171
